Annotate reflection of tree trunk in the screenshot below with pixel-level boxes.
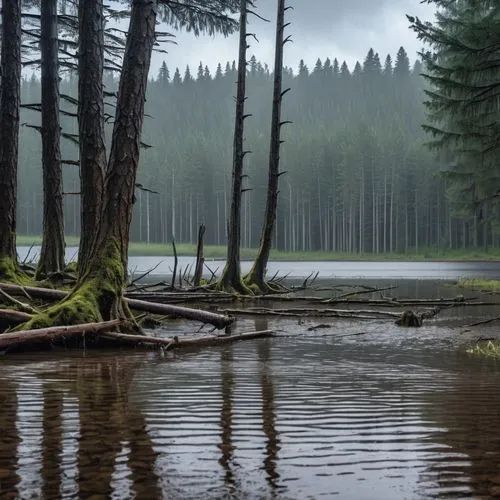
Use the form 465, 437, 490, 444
126, 406, 162, 499
219, 346, 235, 486
77, 363, 122, 499
75, 359, 159, 499
258, 338, 280, 491
0, 380, 21, 498
42, 385, 63, 499
254, 316, 269, 332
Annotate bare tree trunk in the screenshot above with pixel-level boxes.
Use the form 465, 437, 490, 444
246, 0, 290, 287
24, 0, 157, 330
0, 0, 21, 279
81, 0, 157, 314
193, 224, 205, 287
77, 0, 107, 275
218, 0, 250, 293
37, 0, 66, 279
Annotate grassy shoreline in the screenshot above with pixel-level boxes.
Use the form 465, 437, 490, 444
16, 235, 500, 261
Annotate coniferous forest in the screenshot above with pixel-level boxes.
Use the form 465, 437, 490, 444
17, 47, 492, 255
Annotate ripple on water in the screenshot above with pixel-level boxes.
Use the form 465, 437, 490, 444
0, 337, 500, 499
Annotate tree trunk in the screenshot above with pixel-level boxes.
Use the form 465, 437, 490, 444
79, 0, 158, 316
193, 224, 205, 287
77, 0, 107, 275
218, 0, 250, 293
37, 0, 66, 279
0, 0, 21, 279
23, 0, 158, 330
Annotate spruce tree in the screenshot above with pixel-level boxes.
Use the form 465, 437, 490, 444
409, 1, 500, 214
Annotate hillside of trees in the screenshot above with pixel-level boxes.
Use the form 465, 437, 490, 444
17, 46, 492, 254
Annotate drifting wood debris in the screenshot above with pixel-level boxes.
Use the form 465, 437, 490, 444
0, 283, 233, 329
0, 319, 125, 351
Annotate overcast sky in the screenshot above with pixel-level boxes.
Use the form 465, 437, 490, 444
153, 0, 437, 77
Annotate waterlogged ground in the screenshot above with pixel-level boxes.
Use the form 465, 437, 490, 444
2, 278, 500, 499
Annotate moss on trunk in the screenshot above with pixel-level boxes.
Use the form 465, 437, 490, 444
0, 256, 30, 285
17, 239, 136, 332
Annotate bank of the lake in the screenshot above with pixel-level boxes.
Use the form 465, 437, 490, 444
16, 235, 500, 261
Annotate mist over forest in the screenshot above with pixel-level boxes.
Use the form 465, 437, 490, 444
18, 47, 488, 253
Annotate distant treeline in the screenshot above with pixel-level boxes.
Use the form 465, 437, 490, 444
17, 47, 493, 253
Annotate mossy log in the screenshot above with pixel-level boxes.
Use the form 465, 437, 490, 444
0, 283, 233, 329
0, 319, 124, 350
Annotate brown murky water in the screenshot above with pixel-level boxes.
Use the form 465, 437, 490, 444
2, 279, 500, 499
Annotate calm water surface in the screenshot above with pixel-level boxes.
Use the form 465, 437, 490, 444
16, 246, 500, 279
1, 312, 500, 499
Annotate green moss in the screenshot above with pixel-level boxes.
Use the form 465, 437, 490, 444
458, 278, 500, 293
65, 262, 78, 274
466, 341, 500, 359
0, 256, 32, 285
18, 238, 130, 331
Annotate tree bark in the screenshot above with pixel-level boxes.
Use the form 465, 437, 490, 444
0, 0, 22, 278
77, 0, 107, 275
0, 319, 124, 350
0, 283, 234, 329
193, 224, 205, 286
37, 0, 65, 279
218, 0, 250, 293
245, 0, 288, 293
20, 0, 158, 330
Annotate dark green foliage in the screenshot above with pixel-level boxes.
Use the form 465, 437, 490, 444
17, 45, 497, 254
409, 1, 500, 219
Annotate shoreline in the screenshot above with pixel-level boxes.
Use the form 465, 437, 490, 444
16, 236, 500, 262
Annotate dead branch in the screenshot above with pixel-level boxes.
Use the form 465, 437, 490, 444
0, 288, 39, 314
0, 309, 33, 325
101, 329, 274, 349
0, 283, 234, 330
0, 319, 124, 350
466, 315, 500, 328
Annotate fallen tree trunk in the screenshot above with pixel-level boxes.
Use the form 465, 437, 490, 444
126, 298, 232, 329
0, 308, 33, 324
0, 283, 233, 329
101, 329, 274, 349
0, 319, 124, 350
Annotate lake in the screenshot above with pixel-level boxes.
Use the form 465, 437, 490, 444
16, 246, 500, 280
4, 253, 500, 498
1, 295, 500, 499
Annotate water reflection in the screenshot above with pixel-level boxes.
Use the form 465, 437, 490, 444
0, 380, 20, 499
41, 386, 63, 499
75, 359, 161, 499
219, 346, 236, 488
423, 358, 500, 498
1, 337, 500, 499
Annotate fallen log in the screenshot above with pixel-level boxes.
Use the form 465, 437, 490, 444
125, 298, 232, 329
0, 319, 124, 350
101, 329, 274, 349
0, 283, 233, 330
0, 308, 33, 324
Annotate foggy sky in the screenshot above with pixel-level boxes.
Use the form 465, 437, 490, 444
153, 0, 436, 76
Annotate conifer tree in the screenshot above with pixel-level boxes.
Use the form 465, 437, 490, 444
408, 1, 500, 214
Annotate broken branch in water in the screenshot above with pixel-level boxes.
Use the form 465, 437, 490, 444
0, 308, 33, 325
0, 283, 233, 330
466, 315, 500, 328
101, 329, 274, 350
0, 319, 125, 351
